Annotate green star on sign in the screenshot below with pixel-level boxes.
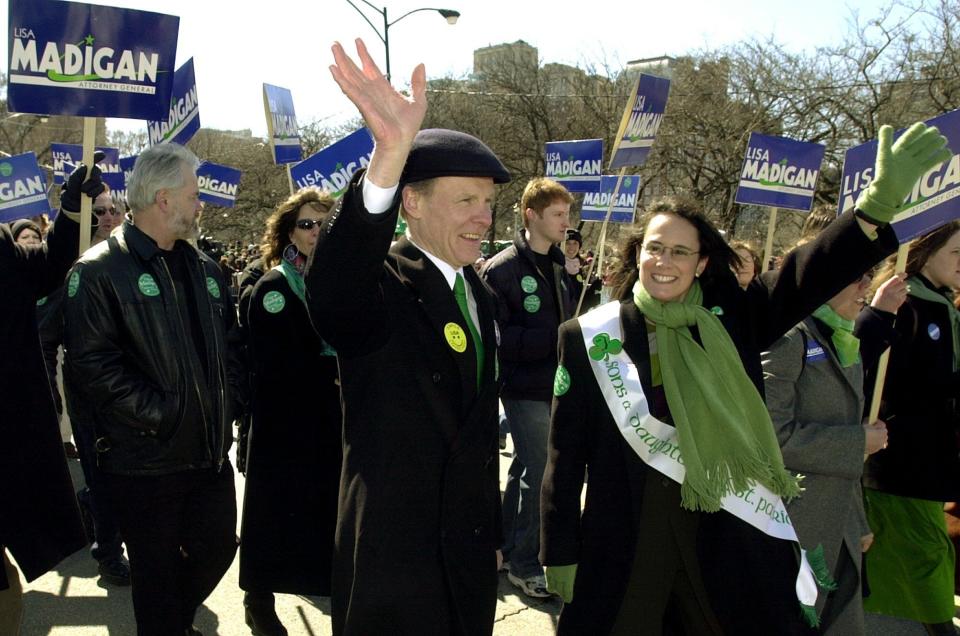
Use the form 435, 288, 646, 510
84, 34, 95, 46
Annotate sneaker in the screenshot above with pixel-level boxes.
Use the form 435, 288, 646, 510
97, 556, 131, 586
507, 571, 551, 599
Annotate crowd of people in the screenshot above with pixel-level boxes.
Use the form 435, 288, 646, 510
2, 39, 960, 636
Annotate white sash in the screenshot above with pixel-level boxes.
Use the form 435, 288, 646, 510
578, 301, 818, 610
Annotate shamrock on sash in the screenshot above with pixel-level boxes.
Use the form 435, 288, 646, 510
588, 333, 623, 361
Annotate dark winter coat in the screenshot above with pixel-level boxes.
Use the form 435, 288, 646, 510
239, 267, 342, 596
481, 232, 575, 401
541, 211, 897, 635
62, 221, 242, 476
305, 172, 502, 636
861, 276, 960, 502
0, 212, 86, 589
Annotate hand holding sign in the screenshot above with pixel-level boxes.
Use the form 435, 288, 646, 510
856, 122, 952, 225
329, 39, 426, 187
59, 151, 106, 214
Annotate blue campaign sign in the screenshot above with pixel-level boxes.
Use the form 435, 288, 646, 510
290, 128, 374, 197
544, 139, 603, 193
734, 133, 825, 211
7, 0, 179, 119
580, 175, 642, 223
0, 152, 52, 223
839, 108, 960, 242
147, 58, 200, 146
197, 162, 242, 208
50, 143, 120, 185
263, 83, 302, 164
610, 74, 671, 169
101, 171, 126, 201
118, 155, 137, 185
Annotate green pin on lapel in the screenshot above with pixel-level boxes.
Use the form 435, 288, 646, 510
138, 273, 160, 297
554, 365, 571, 396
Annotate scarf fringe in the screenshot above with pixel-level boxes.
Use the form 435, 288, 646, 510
679, 452, 802, 512
799, 603, 821, 628
805, 544, 839, 591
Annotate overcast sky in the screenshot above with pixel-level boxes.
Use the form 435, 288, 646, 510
4, 0, 900, 139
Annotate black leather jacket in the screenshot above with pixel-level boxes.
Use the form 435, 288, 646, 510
63, 221, 242, 476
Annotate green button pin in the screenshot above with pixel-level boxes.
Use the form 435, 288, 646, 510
521, 275, 538, 293
138, 273, 160, 297
263, 290, 286, 313
523, 294, 541, 313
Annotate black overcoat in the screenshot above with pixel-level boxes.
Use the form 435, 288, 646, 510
304, 174, 502, 636
0, 213, 86, 588
541, 211, 897, 635
239, 267, 342, 596
861, 277, 960, 501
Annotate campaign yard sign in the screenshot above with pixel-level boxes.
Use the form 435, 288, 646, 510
118, 155, 137, 185
147, 58, 200, 146
735, 133, 825, 211
7, 0, 179, 119
263, 84, 301, 165
101, 171, 126, 202
197, 162, 241, 208
839, 108, 960, 242
51, 143, 120, 185
290, 128, 374, 197
609, 74, 671, 169
0, 152, 51, 222
580, 175, 642, 223
544, 139, 603, 193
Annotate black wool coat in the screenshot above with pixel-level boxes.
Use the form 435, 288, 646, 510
239, 267, 342, 596
861, 277, 960, 502
541, 211, 897, 635
304, 173, 502, 636
0, 212, 86, 589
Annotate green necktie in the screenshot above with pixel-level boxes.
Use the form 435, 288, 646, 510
454, 272, 484, 389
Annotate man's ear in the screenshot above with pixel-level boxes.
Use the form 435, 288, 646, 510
401, 185, 422, 220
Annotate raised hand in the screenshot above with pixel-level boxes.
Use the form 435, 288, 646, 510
329, 39, 427, 187
870, 273, 909, 314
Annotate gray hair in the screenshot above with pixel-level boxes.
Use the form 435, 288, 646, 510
126, 144, 200, 213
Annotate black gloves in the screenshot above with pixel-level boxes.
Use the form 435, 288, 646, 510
59, 151, 106, 213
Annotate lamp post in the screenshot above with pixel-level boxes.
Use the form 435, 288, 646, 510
344, 0, 460, 81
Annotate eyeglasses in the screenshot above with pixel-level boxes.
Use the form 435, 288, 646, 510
295, 219, 322, 231
642, 242, 699, 261
93, 206, 120, 217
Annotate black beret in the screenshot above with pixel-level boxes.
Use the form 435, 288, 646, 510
11, 218, 42, 241
401, 129, 510, 185
565, 229, 582, 244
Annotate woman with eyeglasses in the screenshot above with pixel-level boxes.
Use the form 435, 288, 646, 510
539, 189, 903, 635
858, 221, 960, 636
239, 188, 341, 636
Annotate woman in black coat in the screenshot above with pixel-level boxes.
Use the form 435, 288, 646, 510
860, 221, 960, 636
239, 188, 342, 635
540, 196, 897, 635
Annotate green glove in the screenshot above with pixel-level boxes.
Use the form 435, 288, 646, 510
856, 122, 952, 225
545, 563, 578, 603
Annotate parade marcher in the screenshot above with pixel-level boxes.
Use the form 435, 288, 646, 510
762, 271, 907, 634
305, 39, 505, 635
11, 219, 43, 247
0, 161, 100, 635
63, 143, 242, 636
38, 187, 131, 587
860, 220, 960, 636
540, 121, 947, 635
729, 240, 761, 290
239, 188, 341, 636
481, 177, 574, 597
234, 254, 265, 475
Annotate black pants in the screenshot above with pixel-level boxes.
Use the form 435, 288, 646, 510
72, 418, 122, 562
101, 464, 238, 636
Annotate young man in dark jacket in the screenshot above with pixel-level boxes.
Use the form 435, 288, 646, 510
63, 143, 243, 636
481, 177, 575, 597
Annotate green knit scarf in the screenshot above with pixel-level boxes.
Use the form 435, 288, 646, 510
908, 275, 960, 372
633, 280, 801, 512
812, 304, 860, 368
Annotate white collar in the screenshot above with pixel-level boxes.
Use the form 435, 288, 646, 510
407, 236, 463, 291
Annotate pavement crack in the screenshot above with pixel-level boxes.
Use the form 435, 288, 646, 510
494, 605, 531, 623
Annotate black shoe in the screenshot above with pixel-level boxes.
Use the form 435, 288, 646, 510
244, 600, 287, 636
97, 556, 131, 586
184, 627, 203, 636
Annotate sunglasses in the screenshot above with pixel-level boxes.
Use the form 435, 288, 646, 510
93, 206, 120, 217
295, 219, 322, 230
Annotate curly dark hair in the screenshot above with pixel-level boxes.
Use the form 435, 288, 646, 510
260, 187, 335, 268
610, 196, 741, 300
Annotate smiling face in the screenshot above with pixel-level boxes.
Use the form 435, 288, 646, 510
921, 229, 960, 290
403, 176, 494, 268
638, 213, 708, 303
93, 190, 121, 240
828, 274, 872, 320
564, 239, 581, 259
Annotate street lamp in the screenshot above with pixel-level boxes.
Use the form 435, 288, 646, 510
344, 0, 460, 81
